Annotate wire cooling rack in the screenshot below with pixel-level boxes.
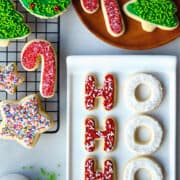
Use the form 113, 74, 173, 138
0, 1, 60, 133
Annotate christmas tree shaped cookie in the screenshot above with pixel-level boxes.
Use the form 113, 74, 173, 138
123, 0, 179, 32
0, 0, 30, 47
19, 0, 71, 19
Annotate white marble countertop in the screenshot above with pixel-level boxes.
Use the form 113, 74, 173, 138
0, 5, 179, 180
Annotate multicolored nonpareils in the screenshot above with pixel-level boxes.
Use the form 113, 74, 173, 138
0, 94, 54, 148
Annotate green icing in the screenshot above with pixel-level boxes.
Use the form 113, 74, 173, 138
0, 0, 30, 39
20, 0, 71, 18
126, 0, 178, 28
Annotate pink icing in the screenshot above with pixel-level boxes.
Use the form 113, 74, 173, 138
21, 40, 56, 98
85, 117, 115, 152
85, 158, 114, 180
85, 74, 115, 110
102, 0, 123, 34
81, 0, 99, 13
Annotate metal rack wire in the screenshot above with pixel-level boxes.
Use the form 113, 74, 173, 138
0, 1, 60, 133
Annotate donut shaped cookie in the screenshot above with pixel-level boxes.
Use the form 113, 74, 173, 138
123, 156, 163, 180
125, 115, 163, 155
19, 0, 71, 19
125, 73, 163, 112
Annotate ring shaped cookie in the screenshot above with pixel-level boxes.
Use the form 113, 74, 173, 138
125, 115, 163, 155
125, 73, 163, 112
123, 156, 163, 180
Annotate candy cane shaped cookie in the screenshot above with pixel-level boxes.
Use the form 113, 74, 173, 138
101, 0, 125, 37
85, 117, 116, 152
80, 0, 99, 14
21, 40, 56, 98
80, 0, 125, 37
85, 158, 115, 180
85, 74, 115, 111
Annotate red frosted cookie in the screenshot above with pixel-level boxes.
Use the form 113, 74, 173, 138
85, 158, 115, 180
85, 74, 115, 111
84, 117, 116, 152
80, 0, 125, 37
21, 39, 57, 98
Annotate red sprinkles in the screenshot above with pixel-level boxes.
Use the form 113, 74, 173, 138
21, 40, 56, 98
85, 74, 115, 110
85, 158, 114, 180
85, 117, 116, 152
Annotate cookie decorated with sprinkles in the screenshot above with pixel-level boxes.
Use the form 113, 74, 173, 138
123, 0, 179, 32
0, 63, 24, 95
19, 0, 71, 19
0, 0, 30, 47
0, 94, 55, 148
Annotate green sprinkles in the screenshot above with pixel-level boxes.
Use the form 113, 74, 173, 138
19, 0, 71, 18
0, 0, 30, 39
126, 0, 179, 28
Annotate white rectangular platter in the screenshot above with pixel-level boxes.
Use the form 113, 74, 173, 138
66, 55, 177, 180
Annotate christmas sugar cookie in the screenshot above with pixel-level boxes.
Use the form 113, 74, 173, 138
0, 94, 55, 148
19, 0, 71, 19
0, 0, 30, 47
84, 117, 116, 152
123, 156, 163, 180
123, 0, 179, 32
0, 64, 24, 95
80, 0, 125, 37
85, 157, 116, 180
21, 39, 57, 98
85, 74, 116, 111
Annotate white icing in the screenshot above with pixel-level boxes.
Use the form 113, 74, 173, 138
125, 73, 163, 112
125, 115, 163, 155
123, 157, 163, 180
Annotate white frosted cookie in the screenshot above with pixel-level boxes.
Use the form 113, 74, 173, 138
123, 156, 163, 180
125, 115, 163, 155
125, 73, 163, 112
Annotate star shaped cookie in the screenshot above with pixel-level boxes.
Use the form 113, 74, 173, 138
0, 94, 55, 148
0, 63, 24, 94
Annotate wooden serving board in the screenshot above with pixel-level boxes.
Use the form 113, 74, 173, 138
72, 0, 180, 50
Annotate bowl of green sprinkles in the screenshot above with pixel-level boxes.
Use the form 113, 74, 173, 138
72, 0, 180, 50
19, 0, 71, 19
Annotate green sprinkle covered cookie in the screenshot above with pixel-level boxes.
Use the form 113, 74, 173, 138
0, 0, 30, 47
19, 0, 71, 19
123, 0, 179, 32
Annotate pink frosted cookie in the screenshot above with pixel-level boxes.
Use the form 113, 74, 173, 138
85, 158, 115, 180
85, 117, 116, 152
0, 94, 55, 148
85, 74, 115, 111
21, 39, 57, 98
0, 63, 24, 95
80, 0, 125, 37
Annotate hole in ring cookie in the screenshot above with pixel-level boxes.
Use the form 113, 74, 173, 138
135, 84, 151, 102
135, 126, 152, 144
135, 169, 152, 180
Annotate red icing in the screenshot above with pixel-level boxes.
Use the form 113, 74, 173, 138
85, 118, 115, 152
30, 3, 35, 10
102, 0, 123, 34
85, 158, 114, 180
21, 40, 56, 98
85, 74, 115, 110
54, 6, 60, 11
81, 0, 99, 13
